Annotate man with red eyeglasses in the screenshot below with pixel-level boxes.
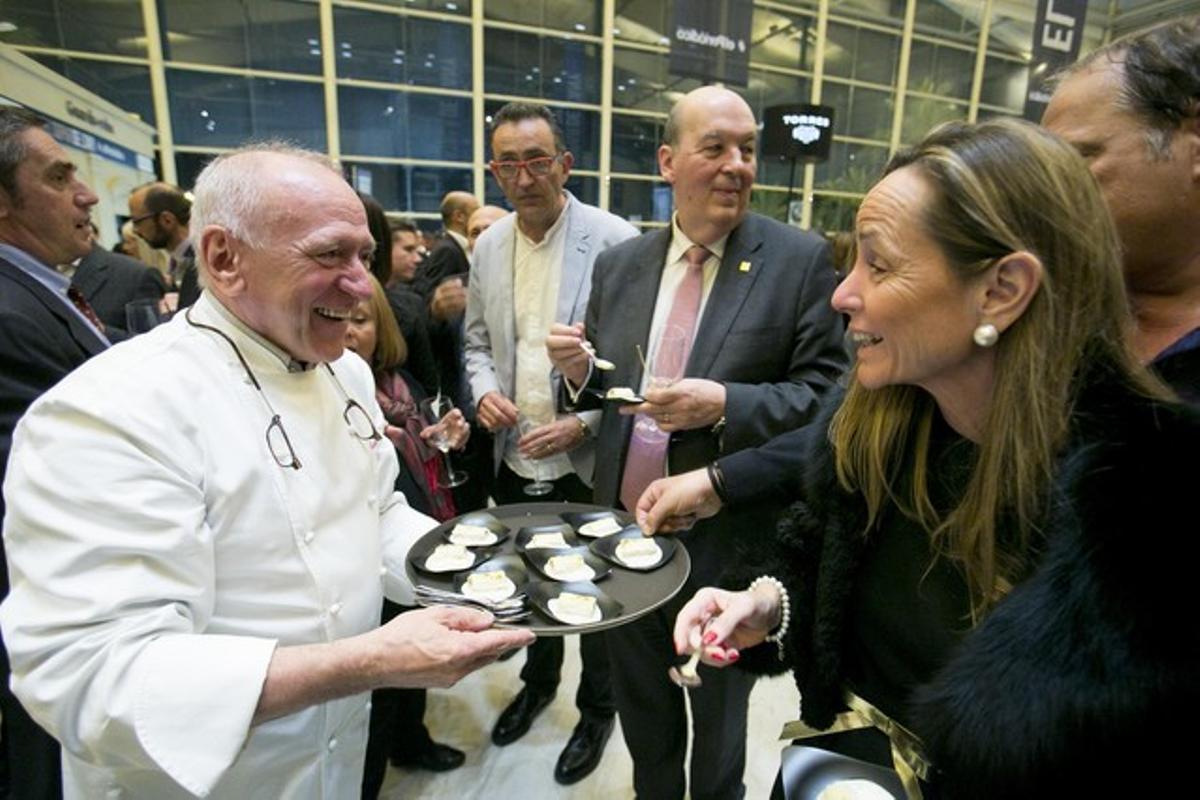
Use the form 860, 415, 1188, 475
464, 102, 636, 785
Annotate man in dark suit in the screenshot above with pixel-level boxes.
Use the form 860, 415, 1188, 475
412, 190, 477, 300
72, 233, 166, 333
0, 107, 108, 800
128, 182, 199, 310
548, 86, 847, 799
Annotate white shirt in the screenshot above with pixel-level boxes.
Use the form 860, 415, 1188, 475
0, 292, 435, 798
504, 205, 573, 480
637, 216, 727, 393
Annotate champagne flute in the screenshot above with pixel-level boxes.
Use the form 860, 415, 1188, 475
634, 323, 690, 443
419, 395, 468, 488
518, 414, 554, 497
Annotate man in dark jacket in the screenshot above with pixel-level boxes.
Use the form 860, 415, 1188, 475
0, 106, 108, 800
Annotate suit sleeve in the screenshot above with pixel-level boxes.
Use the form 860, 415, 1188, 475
720, 239, 847, 453
134, 264, 167, 301
463, 252, 501, 407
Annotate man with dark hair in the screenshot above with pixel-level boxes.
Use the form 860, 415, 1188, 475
1043, 15, 1200, 402
547, 85, 846, 799
0, 105, 108, 800
128, 181, 199, 309
465, 101, 637, 785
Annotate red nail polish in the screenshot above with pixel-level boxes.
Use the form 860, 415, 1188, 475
711, 651, 725, 662
702, 631, 718, 645
727, 651, 740, 662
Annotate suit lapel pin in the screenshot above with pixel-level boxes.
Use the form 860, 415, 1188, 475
738, 260, 752, 273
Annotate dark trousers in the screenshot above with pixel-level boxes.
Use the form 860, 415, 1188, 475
606, 565, 754, 800
0, 639, 62, 800
494, 463, 613, 719
361, 603, 437, 799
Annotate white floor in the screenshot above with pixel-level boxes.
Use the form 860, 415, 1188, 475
380, 635, 800, 799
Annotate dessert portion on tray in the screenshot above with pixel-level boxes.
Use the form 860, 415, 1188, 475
405, 505, 681, 631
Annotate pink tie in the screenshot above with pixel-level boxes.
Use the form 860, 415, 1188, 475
620, 245, 709, 511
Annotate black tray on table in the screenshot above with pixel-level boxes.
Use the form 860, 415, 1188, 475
405, 502, 691, 635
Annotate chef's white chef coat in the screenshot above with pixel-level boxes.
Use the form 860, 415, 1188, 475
0, 293, 436, 798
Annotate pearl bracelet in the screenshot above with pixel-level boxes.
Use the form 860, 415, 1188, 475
749, 575, 790, 661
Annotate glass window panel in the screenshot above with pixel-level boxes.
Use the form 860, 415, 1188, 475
758, 153, 808, 189
485, 174, 599, 210
907, 40, 975, 99
0, 0, 146, 57
813, 140, 888, 192
980, 56, 1028, 111
174, 151, 217, 191
613, 47, 703, 114
361, 0, 470, 16
29, 55, 156, 127
823, 23, 900, 86
609, 179, 671, 224
748, 188, 791, 225
823, 81, 893, 142
484, 101, 599, 170
751, 7, 816, 72
343, 162, 471, 214
611, 113, 664, 176
612, 0, 670, 46
332, 9, 470, 89
901, 96, 968, 144
159, 0, 321, 74
484, 29, 600, 104
913, 2, 981, 42
829, 0, 903, 28
168, 71, 326, 149
745, 71, 812, 120
485, 0, 600, 35
810, 193, 861, 234
339, 87, 472, 161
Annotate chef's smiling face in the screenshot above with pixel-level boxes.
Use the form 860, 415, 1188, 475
205, 155, 376, 364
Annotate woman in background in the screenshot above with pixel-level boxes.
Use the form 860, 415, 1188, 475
350, 274, 471, 797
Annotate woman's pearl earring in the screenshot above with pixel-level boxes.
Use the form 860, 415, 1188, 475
973, 323, 999, 348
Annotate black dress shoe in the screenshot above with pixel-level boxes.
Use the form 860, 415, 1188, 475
491, 687, 555, 745
554, 715, 615, 785
390, 742, 466, 772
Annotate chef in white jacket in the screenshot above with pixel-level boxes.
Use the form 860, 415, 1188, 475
0, 144, 534, 799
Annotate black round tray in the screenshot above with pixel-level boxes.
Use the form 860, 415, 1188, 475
405, 502, 691, 636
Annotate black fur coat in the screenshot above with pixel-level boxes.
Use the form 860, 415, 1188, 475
731, 370, 1200, 797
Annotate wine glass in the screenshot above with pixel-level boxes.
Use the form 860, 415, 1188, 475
518, 414, 554, 497
419, 395, 469, 488
634, 324, 690, 444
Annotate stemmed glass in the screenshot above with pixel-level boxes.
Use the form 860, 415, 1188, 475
634, 323, 689, 443
419, 395, 469, 488
518, 414, 554, 497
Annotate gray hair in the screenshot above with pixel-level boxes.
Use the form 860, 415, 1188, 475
190, 141, 340, 251
0, 107, 46, 203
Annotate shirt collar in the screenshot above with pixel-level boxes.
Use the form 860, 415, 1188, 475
667, 213, 728, 268
447, 229, 469, 253
204, 293, 317, 372
0, 242, 72, 292
172, 238, 193, 261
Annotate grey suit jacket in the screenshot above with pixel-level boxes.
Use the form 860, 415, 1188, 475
73, 245, 166, 332
574, 213, 847, 578
464, 192, 638, 483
